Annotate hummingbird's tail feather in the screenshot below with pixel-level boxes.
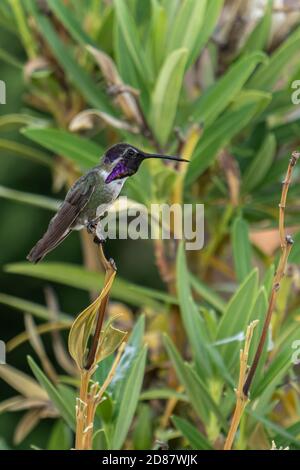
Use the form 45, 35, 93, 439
27, 170, 97, 262
27, 199, 82, 263
27, 229, 71, 263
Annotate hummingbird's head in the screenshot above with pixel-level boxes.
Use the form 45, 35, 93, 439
103, 143, 188, 184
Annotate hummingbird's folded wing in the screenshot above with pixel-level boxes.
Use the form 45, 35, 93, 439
27, 172, 97, 263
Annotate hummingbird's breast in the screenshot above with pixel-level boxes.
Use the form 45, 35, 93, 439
75, 169, 126, 227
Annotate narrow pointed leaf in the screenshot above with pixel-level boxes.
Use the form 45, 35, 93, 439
172, 415, 212, 450
5, 262, 177, 308
27, 356, 75, 430
167, 0, 207, 65
112, 346, 147, 449
0, 293, 69, 321
149, 48, 188, 145
242, 133, 276, 192
190, 52, 266, 125
217, 269, 258, 367
22, 128, 102, 169
0, 185, 59, 212
163, 335, 227, 430
176, 242, 211, 376
25, 0, 113, 113
0, 364, 47, 400
248, 26, 300, 90
231, 216, 252, 283
114, 0, 152, 82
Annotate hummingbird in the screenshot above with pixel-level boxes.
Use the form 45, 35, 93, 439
27, 143, 188, 263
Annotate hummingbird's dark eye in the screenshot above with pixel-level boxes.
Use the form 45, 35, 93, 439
127, 149, 135, 158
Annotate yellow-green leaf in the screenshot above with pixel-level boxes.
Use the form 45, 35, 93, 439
149, 48, 188, 145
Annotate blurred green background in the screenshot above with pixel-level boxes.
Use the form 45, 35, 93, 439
0, 0, 300, 450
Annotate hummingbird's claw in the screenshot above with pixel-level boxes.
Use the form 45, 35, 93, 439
93, 235, 105, 245
87, 221, 97, 234
109, 258, 117, 271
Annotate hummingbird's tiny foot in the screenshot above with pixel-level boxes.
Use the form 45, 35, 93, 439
109, 258, 117, 271
93, 235, 105, 245
87, 221, 97, 234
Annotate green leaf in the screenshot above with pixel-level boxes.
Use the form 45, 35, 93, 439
112, 346, 147, 449
252, 324, 300, 402
231, 89, 271, 116
0, 293, 70, 321
248, 26, 300, 90
166, 0, 207, 65
114, 0, 152, 82
190, 52, 266, 125
133, 404, 152, 450
190, 274, 225, 312
47, 419, 72, 450
274, 421, 300, 449
114, 22, 142, 92
49, 0, 93, 46
27, 356, 75, 430
25, 0, 113, 113
0, 138, 52, 167
247, 409, 300, 449
185, 103, 263, 186
0, 438, 10, 450
0, 47, 23, 68
231, 216, 252, 283
242, 133, 276, 192
176, 243, 211, 376
163, 334, 227, 430
240, 0, 272, 55
149, 48, 188, 145
140, 388, 187, 402
289, 231, 300, 264
0, 113, 48, 131
97, 391, 113, 423
93, 429, 109, 450
0, 185, 59, 212
216, 269, 258, 368
147, 0, 167, 73
68, 272, 116, 369
9, 0, 37, 58
97, 324, 127, 363
22, 128, 101, 169
5, 262, 177, 308
110, 315, 145, 400
188, 0, 224, 67
172, 415, 212, 450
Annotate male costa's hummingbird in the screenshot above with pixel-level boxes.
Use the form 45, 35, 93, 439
27, 143, 188, 263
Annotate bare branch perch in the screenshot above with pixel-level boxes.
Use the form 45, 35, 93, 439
224, 320, 259, 450
243, 151, 299, 396
224, 151, 299, 450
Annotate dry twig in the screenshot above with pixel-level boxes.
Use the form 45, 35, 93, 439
74, 244, 121, 450
243, 151, 299, 396
224, 151, 299, 450
224, 320, 259, 450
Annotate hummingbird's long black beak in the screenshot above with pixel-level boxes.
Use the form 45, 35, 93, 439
141, 151, 189, 163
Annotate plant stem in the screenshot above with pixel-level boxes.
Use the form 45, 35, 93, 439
75, 244, 117, 449
224, 320, 259, 450
82, 342, 126, 450
243, 151, 299, 396
85, 244, 116, 370
75, 369, 91, 449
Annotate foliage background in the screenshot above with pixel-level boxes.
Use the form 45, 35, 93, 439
0, 0, 300, 450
